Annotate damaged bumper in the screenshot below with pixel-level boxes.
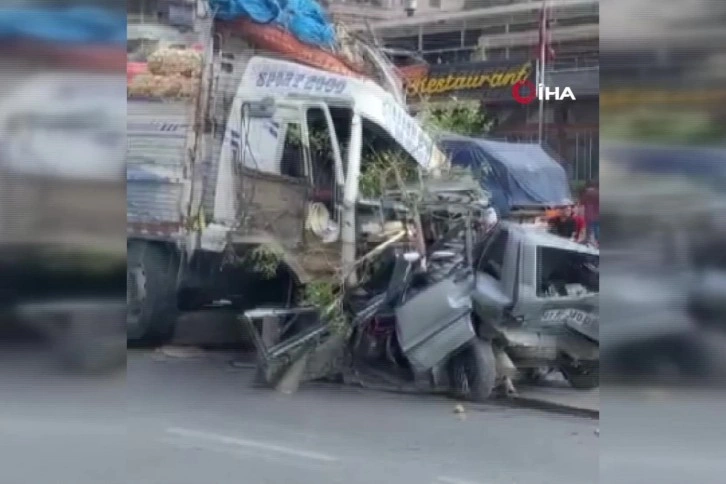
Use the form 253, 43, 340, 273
498, 327, 599, 366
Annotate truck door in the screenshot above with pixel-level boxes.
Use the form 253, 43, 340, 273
234, 102, 311, 248
472, 227, 514, 326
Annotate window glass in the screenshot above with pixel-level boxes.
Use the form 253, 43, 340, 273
280, 123, 305, 179
537, 247, 599, 297
478, 229, 508, 280
306, 108, 337, 196
358, 118, 420, 199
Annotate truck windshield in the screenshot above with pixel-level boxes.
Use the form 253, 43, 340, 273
358, 118, 421, 198
537, 247, 598, 297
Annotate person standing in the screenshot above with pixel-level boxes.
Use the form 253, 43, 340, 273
551, 205, 579, 240
581, 180, 600, 245
573, 204, 587, 242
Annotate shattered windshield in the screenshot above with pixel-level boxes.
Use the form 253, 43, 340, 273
537, 247, 599, 297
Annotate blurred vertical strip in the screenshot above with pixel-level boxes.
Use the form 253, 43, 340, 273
0, 4, 127, 371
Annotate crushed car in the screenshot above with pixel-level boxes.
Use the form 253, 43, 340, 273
471, 222, 599, 391
240, 175, 599, 401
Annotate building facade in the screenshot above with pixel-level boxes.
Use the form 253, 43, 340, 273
343, 0, 599, 181
128, 0, 196, 27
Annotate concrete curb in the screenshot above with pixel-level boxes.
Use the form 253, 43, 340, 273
328, 377, 600, 419
235, 357, 600, 418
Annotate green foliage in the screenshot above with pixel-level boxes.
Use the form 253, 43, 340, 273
246, 245, 283, 279
417, 99, 494, 137
301, 281, 349, 336
359, 150, 420, 198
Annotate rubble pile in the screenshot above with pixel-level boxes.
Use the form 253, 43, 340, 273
128, 48, 202, 99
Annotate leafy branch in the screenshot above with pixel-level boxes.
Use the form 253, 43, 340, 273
417, 98, 494, 137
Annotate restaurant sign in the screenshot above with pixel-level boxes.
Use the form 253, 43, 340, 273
400, 59, 534, 101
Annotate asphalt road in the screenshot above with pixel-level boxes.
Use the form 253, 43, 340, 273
0, 346, 599, 484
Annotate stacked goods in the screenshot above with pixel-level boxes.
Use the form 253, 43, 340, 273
128, 48, 202, 99
147, 48, 203, 77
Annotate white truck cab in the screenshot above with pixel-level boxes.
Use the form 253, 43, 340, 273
127, 48, 446, 341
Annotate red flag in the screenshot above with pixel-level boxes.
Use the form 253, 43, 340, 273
536, 1, 556, 62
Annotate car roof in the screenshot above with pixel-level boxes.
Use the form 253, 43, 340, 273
500, 222, 599, 255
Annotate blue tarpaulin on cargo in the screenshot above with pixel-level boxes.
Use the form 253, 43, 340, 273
0, 8, 126, 45
209, 0, 336, 48
438, 135, 572, 217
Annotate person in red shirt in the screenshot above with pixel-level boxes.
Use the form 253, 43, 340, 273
581, 180, 600, 246
551, 204, 584, 241
573, 204, 587, 243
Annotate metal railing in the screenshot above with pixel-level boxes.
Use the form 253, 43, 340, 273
408, 43, 598, 69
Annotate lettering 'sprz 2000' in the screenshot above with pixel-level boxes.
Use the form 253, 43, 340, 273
255, 71, 346, 95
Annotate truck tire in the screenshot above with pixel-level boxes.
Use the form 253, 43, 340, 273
449, 339, 497, 402
127, 241, 178, 343
561, 363, 599, 390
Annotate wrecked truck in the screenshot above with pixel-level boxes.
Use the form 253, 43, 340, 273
126, 16, 446, 342
241, 184, 500, 401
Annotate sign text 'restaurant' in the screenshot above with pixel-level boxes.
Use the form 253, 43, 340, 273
405, 61, 533, 97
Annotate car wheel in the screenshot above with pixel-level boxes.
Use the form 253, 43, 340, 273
449, 339, 497, 402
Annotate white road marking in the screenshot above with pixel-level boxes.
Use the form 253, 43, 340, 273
436, 476, 484, 484
165, 427, 338, 462
158, 437, 333, 472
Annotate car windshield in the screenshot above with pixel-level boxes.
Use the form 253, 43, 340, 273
537, 246, 599, 297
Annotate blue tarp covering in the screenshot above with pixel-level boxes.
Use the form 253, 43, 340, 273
0, 8, 126, 45
438, 135, 572, 217
209, 0, 336, 48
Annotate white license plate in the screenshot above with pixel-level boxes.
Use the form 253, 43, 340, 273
542, 309, 597, 328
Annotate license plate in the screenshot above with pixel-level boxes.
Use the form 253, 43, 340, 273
542, 308, 597, 328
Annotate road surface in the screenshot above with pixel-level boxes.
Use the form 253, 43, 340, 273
0, 346, 598, 484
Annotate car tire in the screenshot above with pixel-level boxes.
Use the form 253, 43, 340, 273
449, 339, 497, 402
127, 241, 179, 343
561, 363, 599, 390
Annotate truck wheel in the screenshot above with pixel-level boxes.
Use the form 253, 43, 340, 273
127, 242, 178, 343
449, 339, 497, 402
561, 363, 599, 390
